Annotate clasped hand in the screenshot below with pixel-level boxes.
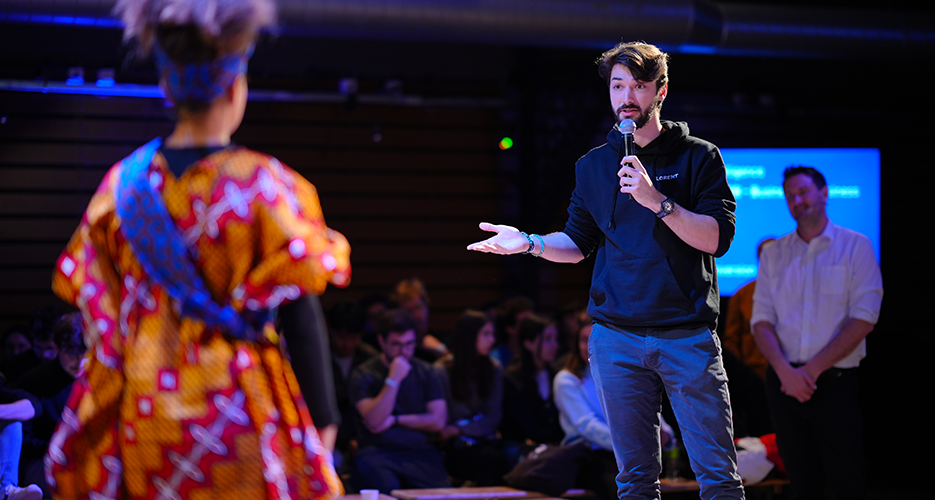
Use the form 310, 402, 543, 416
779, 366, 818, 403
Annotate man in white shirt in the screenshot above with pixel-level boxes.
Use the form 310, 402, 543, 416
751, 166, 883, 500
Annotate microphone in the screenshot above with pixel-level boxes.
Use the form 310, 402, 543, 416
617, 118, 636, 200
618, 118, 636, 158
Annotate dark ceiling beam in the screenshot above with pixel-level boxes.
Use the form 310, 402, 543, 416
1, 0, 932, 59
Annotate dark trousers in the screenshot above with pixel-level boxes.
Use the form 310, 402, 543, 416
722, 349, 773, 437
352, 445, 450, 494
765, 366, 866, 500
444, 440, 509, 486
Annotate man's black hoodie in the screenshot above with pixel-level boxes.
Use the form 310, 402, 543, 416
563, 121, 736, 332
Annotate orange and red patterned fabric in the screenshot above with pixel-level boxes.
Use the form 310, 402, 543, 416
49, 146, 349, 500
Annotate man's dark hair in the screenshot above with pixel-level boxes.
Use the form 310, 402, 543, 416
375, 308, 418, 341
494, 296, 534, 342
53, 312, 86, 357
563, 315, 593, 378
597, 41, 669, 92
783, 165, 827, 190
516, 314, 553, 379
449, 309, 495, 402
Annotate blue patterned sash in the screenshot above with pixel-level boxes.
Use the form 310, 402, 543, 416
115, 138, 266, 340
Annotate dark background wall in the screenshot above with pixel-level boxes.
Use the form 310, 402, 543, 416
1, 0, 933, 493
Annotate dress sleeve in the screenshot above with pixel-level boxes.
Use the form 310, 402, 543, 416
233, 157, 351, 312
51, 165, 124, 363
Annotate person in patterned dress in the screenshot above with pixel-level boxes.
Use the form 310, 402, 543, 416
45, 1, 350, 499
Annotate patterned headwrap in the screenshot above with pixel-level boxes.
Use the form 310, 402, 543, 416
152, 43, 254, 106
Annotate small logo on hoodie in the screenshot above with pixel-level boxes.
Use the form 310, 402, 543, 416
656, 173, 679, 181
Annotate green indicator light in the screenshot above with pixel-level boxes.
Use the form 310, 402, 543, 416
499, 137, 514, 150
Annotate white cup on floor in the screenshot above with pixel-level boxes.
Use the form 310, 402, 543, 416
360, 489, 379, 500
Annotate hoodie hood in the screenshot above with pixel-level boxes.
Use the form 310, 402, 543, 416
606, 120, 691, 156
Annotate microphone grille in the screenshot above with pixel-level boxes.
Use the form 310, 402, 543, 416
618, 119, 636, 134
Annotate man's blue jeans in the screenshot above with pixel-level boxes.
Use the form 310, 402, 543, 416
589, 323, 744, 500
0, 421, 23, 489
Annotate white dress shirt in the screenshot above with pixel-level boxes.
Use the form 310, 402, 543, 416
750, 221, 883, 368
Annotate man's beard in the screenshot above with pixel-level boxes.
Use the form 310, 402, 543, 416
615, 94, 662, 129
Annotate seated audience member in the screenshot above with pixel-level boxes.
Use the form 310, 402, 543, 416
391, 278, 448, 362
0, 376, 43, 500
1, 325, 31, 377
435, 310, 508, 486
500, 314, 563, 463
490, 296, 534, 368
554, 320, 674, 500
349, 309, 449, 493
326, 301, 378, 472
17, 312, 86, 497
4, 308, 61, 383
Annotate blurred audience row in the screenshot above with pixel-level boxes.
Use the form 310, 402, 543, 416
329, 278, 680, 497
2, 309, 86, 500
1, 275, 774, 499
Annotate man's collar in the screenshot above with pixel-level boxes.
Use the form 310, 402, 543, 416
794, 219, 835, 245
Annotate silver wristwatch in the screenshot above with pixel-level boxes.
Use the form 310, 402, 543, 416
656, 197, 675, 219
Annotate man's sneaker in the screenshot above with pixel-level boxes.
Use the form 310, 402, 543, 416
3, 484, 43, 500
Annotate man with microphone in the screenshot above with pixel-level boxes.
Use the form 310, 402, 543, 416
468, 41, 742, 499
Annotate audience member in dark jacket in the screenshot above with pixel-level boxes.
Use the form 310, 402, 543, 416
3, 307, 62, 384
500, 314, 563, 464
435, 310, 508, 485
17, 312, 85, 497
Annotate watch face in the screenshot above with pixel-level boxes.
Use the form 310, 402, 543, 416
657, 198, 674, 218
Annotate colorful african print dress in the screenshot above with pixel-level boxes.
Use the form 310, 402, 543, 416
48, 142, 350, 500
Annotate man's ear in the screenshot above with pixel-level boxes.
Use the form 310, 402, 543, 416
658, 82, 668, 100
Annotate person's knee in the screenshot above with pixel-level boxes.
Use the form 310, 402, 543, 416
352, 450, 399, 493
